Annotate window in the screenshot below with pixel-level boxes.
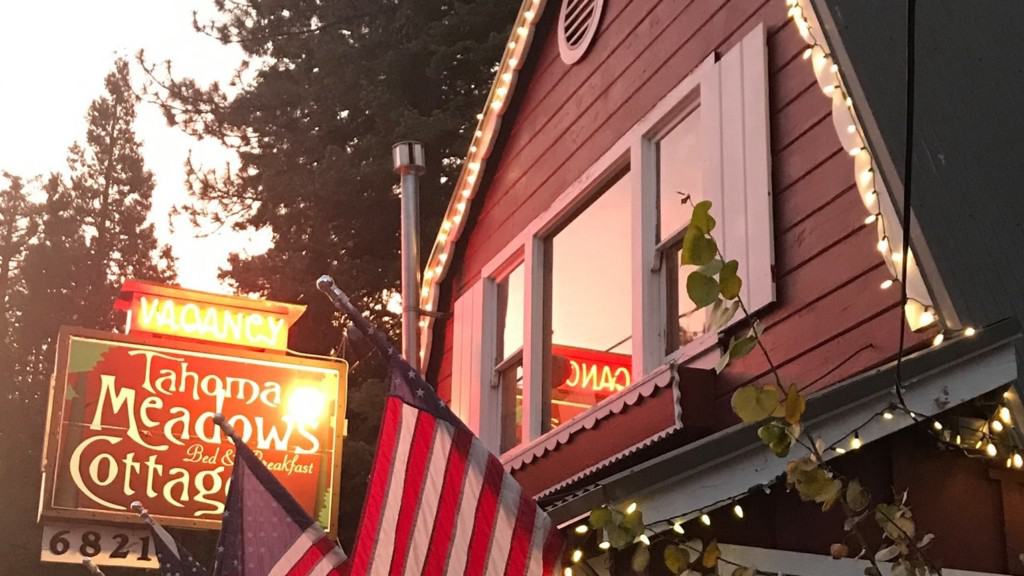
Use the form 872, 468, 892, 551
450, 24, 773, 457
495, 264, 524, 452
656, 107, 708, 352
545, 173, 633, 431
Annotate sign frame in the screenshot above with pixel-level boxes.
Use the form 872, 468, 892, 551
39, 325, 348, 534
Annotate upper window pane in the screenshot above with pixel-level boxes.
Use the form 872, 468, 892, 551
658, 107, 702, 240
496, 264, 524, 360
547, 173, 633, 429
658, 108, 708, 351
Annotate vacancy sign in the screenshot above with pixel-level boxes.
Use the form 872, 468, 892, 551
39, 326, 348, 533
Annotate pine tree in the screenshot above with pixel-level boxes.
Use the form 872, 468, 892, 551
144, 1, 516, 547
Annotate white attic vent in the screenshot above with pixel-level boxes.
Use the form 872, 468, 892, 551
558, 0, 604, 65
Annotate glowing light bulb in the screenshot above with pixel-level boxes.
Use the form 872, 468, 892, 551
880, 279, 894, 290
285, 387, 326, 425
964, 327, 976, 337
991, 420, 1005, 433
564, 568, 573, 576
933, 421, 943, 431
599, 541, 611, 551
803, 48, 813, 60
891, 251, 903, 264
700, 514, 711, 526
637, 534, 651, 546
877, 237, 889, 254
919, 310, 935, 326
986, 442, 998, 457
733, 505, 744, 519
955, 434, 961, 445
850, 433, 862, 450
866, 190, 878, 206
999, 406, 1012, 425
847, 124, 857, 134
932, 333, 944, 347
625, 502, 638, 515
883, 411, 894, 420
1007, 457, 1013, 469
571, 549, 583, 563
574, 525, 588, 535
672, 522, 685, 535
848, 146, 862, 156
1013, 453, 1023, 469
864, 213, 878, 225
835, 447, 846, 454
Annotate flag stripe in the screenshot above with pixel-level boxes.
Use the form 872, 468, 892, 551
463, 453, 506, 576
421, 425, 473, 576
388, 411, 439, 575
403, 420, 455, 576
526, 511, 551, 576
309, 546, 347, 576
485, 472, 522, 576
504, 496, 538, 576
270, 525, 324, 576
285, 536, 336, 576
368, 403, 419, 573
541, 526, 563, 576
443, 436, 492, 576
347, 397, 403, 575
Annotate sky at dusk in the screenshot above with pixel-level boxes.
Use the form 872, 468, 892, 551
0, 0, 272, 292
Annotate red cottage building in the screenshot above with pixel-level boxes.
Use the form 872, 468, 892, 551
413, 0, 1024, 573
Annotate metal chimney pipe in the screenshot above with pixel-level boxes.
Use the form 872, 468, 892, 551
392, 141, 426, 369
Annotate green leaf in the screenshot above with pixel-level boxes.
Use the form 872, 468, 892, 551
777, 384, 806, 425
786, 460, 843, 511
757, 421, 793, 457
729, 333, 758, 360
589, 507, 611, 529
708, 298, 740, 333
631, 543, 651, 572
686, 271, 719, 309
663, 545, 689, 574
731, 385, 781, 423
702, 540, 720, 569
681, 226, 718, 266
698, 258, 724, 276
690, 200, 716, 234
714, 348, 732, 374
607, 525, 632, 550
621, 509, 645, 536
875, 503, 916, 541
846, 479, 871, 512
719, 259, 742, 299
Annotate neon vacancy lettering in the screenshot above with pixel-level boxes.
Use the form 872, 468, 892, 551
563, 360, 631, 393
135, 296, 287, 348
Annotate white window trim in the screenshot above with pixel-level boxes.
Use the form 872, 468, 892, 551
469, 23, 773, 456
477, 54, 718, 455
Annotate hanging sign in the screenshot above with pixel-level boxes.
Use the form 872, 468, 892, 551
115, 280, 306, 352
39, 326, 347, 533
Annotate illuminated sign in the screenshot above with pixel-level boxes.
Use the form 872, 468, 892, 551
115, 280, 305, 352
40, 327, 347, 533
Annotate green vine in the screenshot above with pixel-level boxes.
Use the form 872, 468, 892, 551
564, 200, 941, 576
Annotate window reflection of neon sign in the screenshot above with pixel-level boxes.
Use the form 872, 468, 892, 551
552, 345, 632, 398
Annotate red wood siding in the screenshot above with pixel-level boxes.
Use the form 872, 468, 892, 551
428, 0, 935, 419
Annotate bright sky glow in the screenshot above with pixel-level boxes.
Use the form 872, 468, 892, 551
0, 0, 272, 293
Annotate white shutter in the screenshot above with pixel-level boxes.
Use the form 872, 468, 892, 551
450, 279, 499, 448
712, 23, 775, 312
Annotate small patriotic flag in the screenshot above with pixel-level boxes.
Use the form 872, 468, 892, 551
211, 415, 347, 576
131, 501, 208, 576
318, 276, 565, 576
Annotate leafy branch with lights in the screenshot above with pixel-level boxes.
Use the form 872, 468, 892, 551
560, 199, 1024, 576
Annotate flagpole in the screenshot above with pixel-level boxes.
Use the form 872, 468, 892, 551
316, 275, 398, 360
81, 558, 106, 576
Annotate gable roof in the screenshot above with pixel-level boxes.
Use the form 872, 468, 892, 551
415, 0, 546, 363
416, 0, 967, 364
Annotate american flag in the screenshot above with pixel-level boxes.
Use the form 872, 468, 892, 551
131, 502, 208, 576
318, 277, 564, 576
212, 422, 347, 576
